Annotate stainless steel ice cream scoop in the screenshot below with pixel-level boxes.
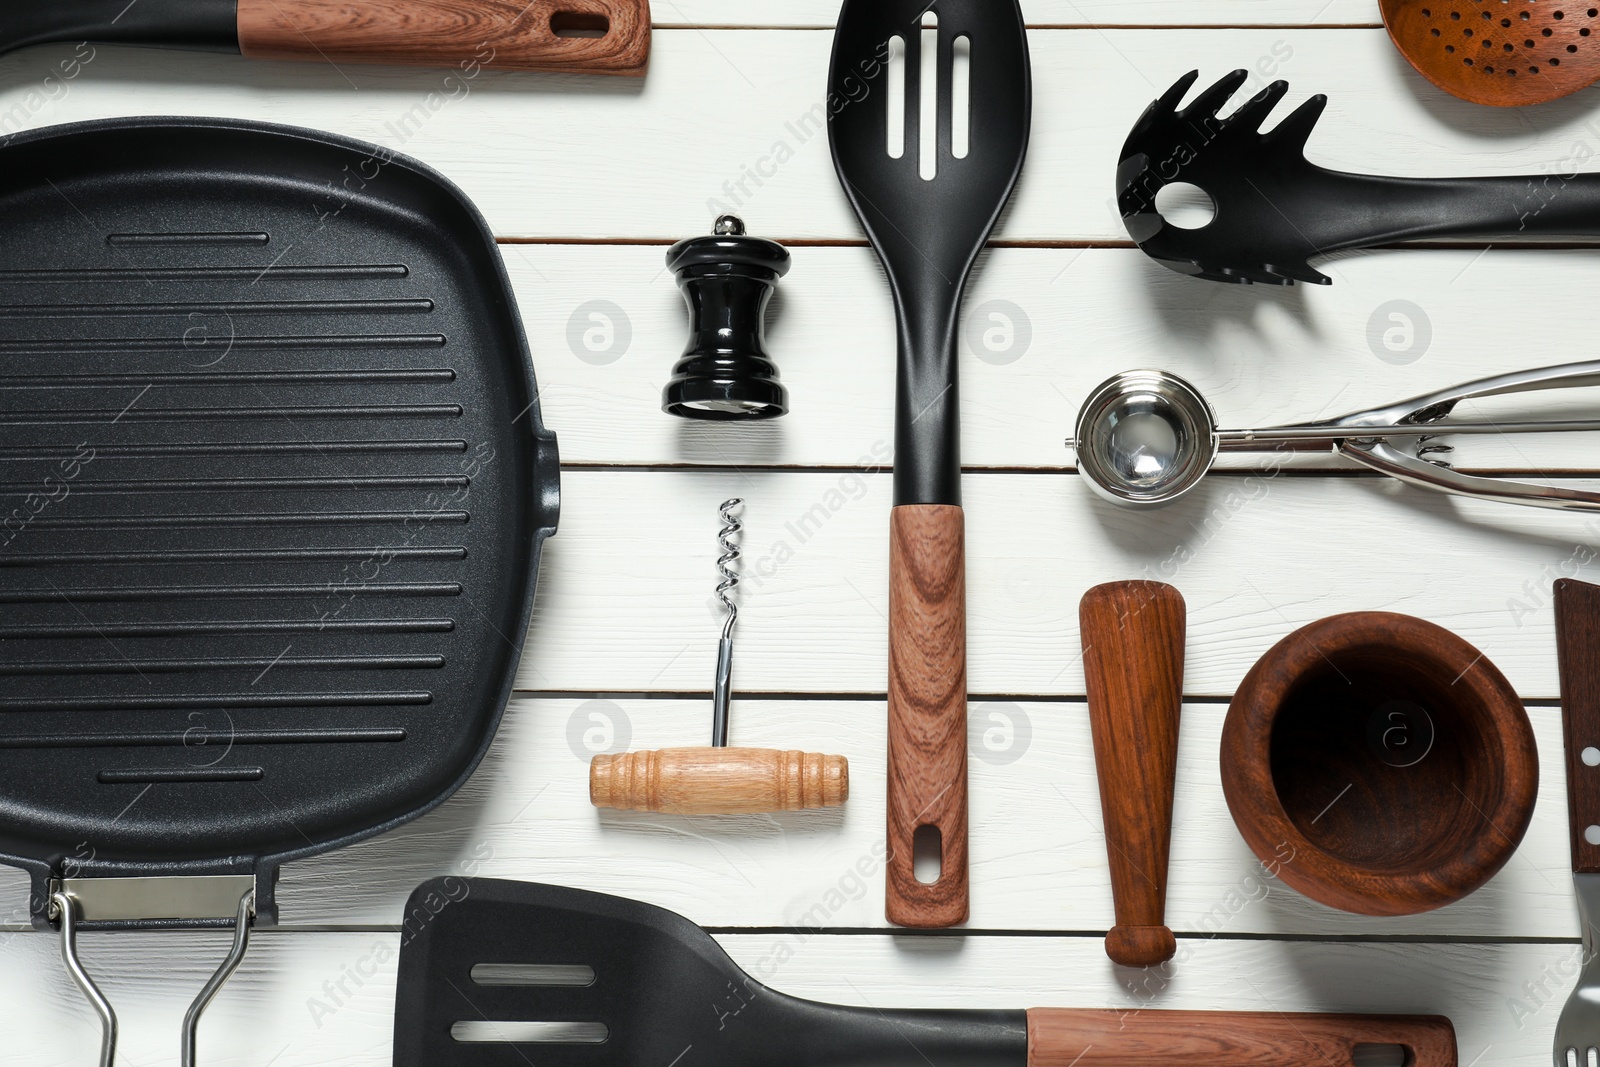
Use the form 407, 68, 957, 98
1069, 363, 1600, 511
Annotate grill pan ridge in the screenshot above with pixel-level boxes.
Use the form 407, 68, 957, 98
0, 116, 559, 927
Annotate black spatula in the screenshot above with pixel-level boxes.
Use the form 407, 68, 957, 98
828, 0, 1031, 930
392, 878, 1461, 1067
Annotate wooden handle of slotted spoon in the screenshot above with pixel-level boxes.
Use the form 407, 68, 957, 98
1026, 1009, 1458, 1066
886, 504, 968, 928
589, 748, 849, 814
1080, 581, 1184, 966
237, 0, 651, 75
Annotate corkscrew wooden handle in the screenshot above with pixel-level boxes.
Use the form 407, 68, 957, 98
886, 504, 968, 928
1080, 581, 1185, 966
237, 0, 651, 76
589, 748, 848, 814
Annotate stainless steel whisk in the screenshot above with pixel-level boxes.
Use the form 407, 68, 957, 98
711, 497, 742, 748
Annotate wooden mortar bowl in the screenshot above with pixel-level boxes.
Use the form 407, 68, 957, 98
1221, 612, 1538, 916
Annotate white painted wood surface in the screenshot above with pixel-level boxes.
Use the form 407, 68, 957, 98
520, 244, 1600, 471
522, 471, 1596, 698
12, 27, 1600, 241
647, 2, 1383, 27
1, 5, 1598, 1065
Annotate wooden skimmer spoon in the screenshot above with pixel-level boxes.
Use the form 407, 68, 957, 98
1381, 0, 1600, 105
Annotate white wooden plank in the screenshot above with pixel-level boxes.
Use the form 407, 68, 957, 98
0, 926, 1570, 1065
516, 243, 1600, 471
650, 1, 1381, 28
0, 695, 1566, 938
510, 470, 1599, 698
220, 694, 1598, 938
9, 29, 1598, 241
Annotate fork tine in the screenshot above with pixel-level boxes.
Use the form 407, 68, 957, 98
1267, 260, 1333, 286
1257, 263, 1302, 285
1124, 70, 1199, 148
1153, 70, 1200, 115
1225, 80, 1290, 133
1215, 265, 1266, 285
1180, 69, 1249, 122
1261, 94, 1328, 154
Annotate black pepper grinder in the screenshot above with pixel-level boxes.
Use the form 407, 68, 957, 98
662, 215, 791, 420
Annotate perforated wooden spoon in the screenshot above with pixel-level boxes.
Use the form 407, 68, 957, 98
1381, 0, 1600, 105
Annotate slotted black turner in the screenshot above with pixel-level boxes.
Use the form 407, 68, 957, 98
828, 0, 1031, 930
392, 878, 1460, 1067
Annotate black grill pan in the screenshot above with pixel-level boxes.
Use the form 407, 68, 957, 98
0, 117, 559, 929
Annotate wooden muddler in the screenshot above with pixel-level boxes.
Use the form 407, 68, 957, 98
590, 748, 848, 814
1079, 580, 1185, 966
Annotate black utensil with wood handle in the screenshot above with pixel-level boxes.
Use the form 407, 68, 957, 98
828, 0, 1031, 929
394, 877, 1460, 1067
1080, 581, 1184, 966
2, 0, 651, 76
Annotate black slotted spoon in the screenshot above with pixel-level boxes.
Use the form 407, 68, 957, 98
828, 0, 1031, 929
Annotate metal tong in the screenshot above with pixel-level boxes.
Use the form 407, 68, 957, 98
1070, 361, 1600, 510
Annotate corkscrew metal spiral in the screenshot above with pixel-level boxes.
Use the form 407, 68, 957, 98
715, 498, 742, 640
711, 498, 743, 747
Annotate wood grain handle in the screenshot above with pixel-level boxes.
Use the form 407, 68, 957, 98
1557, 578, 1600, 873
1026, 1009, 1458, 1066
1079, 581, 1184, 966
886, 504, 968, 928
237, 0, 651, 76
589, 748, 848, 814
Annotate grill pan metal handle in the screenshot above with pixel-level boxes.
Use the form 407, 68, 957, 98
50, 881, 256, 1067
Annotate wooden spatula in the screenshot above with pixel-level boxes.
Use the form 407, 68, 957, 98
1381, 0, 1600, 105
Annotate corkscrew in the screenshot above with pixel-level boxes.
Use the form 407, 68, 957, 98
589, 499, 849, 815
711, 497, 741, 747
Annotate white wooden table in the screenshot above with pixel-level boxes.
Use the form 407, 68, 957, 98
2, 2, 1596, 1062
